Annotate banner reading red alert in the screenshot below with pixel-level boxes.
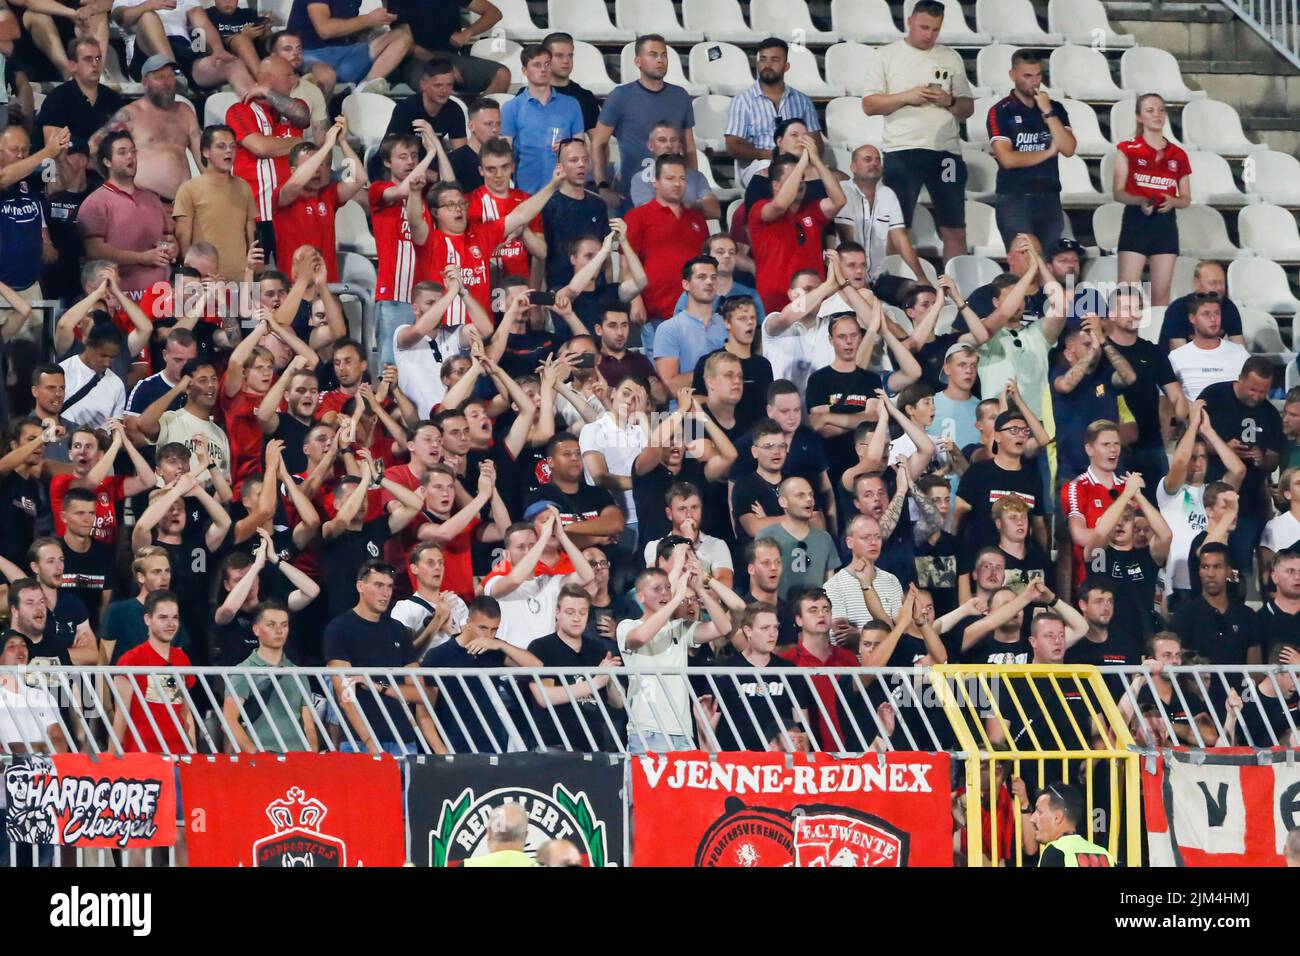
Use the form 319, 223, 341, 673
630, 751, 953, 867
180, 754, 405, 867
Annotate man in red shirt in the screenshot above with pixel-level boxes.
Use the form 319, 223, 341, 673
316, 339, 369, 421
225, 55, 310, 260
405, 461, 509, 603
468, 137, 545, 284
273, 116, 368, 282
406, 164, 563, 320
51, 420, 156, 546
112, 590, 196, 755
780, 586, 858, 750
748, 141, 846, 315
624, 153, 709, 359
1062, 419, 1128, 593
220, 313, 279, 494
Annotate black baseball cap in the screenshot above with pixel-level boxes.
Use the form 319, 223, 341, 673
1048, 238, 1086, 259
66, 137, 90, 156
994, 410, 1027, 432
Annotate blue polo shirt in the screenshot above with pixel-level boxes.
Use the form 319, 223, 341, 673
652, 309, 728, 373
986, 93, 1070, 194
0, 179, 46, 289
500, 87, 584, 194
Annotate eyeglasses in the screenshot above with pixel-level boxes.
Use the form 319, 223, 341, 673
999, 426, 1031, 437
589, 560, 610, 569
755, 442, 785, 452
438, 200, 468, 210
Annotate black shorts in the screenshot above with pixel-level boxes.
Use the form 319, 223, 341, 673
129, 36, 210, 88
883, 148, 967, 230
871, 272, 911, 307
1117, 203, 1180, 257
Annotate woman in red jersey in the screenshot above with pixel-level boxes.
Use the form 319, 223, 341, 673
1112, 93, 1191, 307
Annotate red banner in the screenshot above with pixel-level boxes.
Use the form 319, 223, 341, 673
1143, 748, 1299, 866
630, 752, 953, 867
179, 754, 405, 867
3, 754, 176, 848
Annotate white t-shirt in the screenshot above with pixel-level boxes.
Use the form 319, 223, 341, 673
641, 533, 735, 574
393, 324, 463, 418
862, 40, 972, 154
833, 180, 907, 280
113, 0, 202, 60
761, 313, 835, 394
0, 680, 59, 746
616, 616, 697, 737
59, 354, 125, 430
578, 412, 647, 524
156, 406, 232, 477
484, 573, 565, 649
391, 592, 469, 652
1261, 511, 1300, 553
1168, 339, 1250, 401
1158, 480, 1207, 592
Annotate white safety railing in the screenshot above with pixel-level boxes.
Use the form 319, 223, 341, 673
1221, 0, 1300, 71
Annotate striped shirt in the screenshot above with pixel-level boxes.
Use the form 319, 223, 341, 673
369, 181, 422, 303
824, 565, 904, 626
227, 98, 306, 222
725, 82, 822, 180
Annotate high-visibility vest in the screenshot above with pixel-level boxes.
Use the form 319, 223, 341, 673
1039, 833, 1116, 867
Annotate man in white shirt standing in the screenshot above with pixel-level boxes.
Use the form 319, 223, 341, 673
641, 481, 735, 587
861, 0, 974, 264
483, 512, 595, 649
834, 144, 928, 307
761, 253, 844, 394
579, 375, 649, 553
1260, 468, 1300, 580
390, 542, 469, 655
58, 324, 125, 429
1168, 294, 1250, 401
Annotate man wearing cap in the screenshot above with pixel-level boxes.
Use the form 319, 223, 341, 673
954, 407, 1049, 558
103, 54, 202, 205
931, 341, 981, 463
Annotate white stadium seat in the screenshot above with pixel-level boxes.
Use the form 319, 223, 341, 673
470, 38, 525, 92
1119, 47, 1206, 102
1059, 154, 1107, 207
338, 252, 377, 346
1082, 254, 1116, 285
691, 95, 732, 150
1180, 99, 1265, 158
341, 93, 395, 155
571, 40, 616, 96
1049, 46, 1126, 103
975, 45, 1017, 98
682, 0, 761, 44
1171, 256, 1199, 300
830, 0, 905, 44
965, 96, 999, 149
882, 254, 940, 287
1059, 99, 1110, 158
1243, 150, 1300, 207
826, 97, 884, 149
1139, 306, 1165, 344
1185, 150, 1255, 208
688, 42, 754, 96
1047, 0, 1135, 47
911, 205, 943, 258
1175, 205, 1245, 260
964, 151, 999, 203
490, 0, 547, 40
786, 44, 844, 98
336, 200, 376, 258
975, 0, 1064, 46
1239, 307, 1295, 362
946, 255, 1002, 297
903, 0, 992, 46
965, 200, 1005, 258
750, 0, 841, 44
548, 0, 634, 43
260, 0, 294, 27
1237, 204, 1300, 264
696, 148, 740, 201
1108, 97, 1183, 147
619, 43, 706, 95
485, 92, 516, 108
204, 90, 240, 129
1092, 202, 1123, 253
825, 43, 882, 97
615, 0, 703, 43
1228, 260, 1300, 316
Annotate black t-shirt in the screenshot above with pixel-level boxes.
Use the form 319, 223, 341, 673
1065, 630, 1142, 699
963, 632, 1031, 666
321, 609, 419, 744
703, 652, 810, 751
573, 281, 626, 333
40, 592, 89, 667
632, 458, 708, 546
1255, 601, 1300, 657
1186, 529, 1246, 603
1110, 338, 1177, 451
391, 0, 470, 51
691, 350, 775, 437
914, 532, 960, 617
1159, 294, 1243, 349
1199, 380, 1283, 515
977, 543, 1050, 595
525, 480, 617, 529
421, 638, 511, 753
35, 81, 125, 148
385, 94, 467, 144
1171, 597, 1263, 665
60, 538, 113, 629
43, 184, 95, 303
729, 469, 782, 547
212, 573, 292, 666
499, 326, 568, 380
1086, 546, 1161, 639
542, 191, 610, 289
805, 365, 883, 474
554, 79, 600, 130
1136, 682, 1211, 737
448, 144, 484, 193
207, 6, 259, 40
320, 518, 394, 615
527, 631, 620, 751
272, 414, 312, 476
23, 619, 71, 668
732, 425, 830, 507
955, 459, 1044, 560
0, 471, 41, 566
1238, 686, 1299, 747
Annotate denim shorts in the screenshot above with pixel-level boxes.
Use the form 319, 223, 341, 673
303, 43, 374, 85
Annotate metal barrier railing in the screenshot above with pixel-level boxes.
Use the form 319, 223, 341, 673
1221, 0, 1300, 72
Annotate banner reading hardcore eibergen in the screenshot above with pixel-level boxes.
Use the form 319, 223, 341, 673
3, 754, 176, 849
179, 754, 405, 867
408, 753, 625, 866
631, 751, 953, 867
1143, 748, 1300, 866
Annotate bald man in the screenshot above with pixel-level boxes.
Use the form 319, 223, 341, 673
464, 803, 536, 867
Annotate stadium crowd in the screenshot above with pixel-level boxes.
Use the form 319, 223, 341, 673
0, 0, 1295, 778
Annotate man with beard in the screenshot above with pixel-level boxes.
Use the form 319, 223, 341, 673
1065, 577, 1143, 694
757, 477, 841, 599
172, 125, 258, 281
138, 358, 231, 478
256, 355, 319, 475
834, 144, 927, 306
103, 55, 201, 205
724, 37, 822, 186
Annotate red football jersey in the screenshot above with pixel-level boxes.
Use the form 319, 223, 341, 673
50, 474, 127, 544
220, 383, 268, 496
116, 642, 195, 755
467, 186, 538, 280
624, 199, 710, 321
272, 182, 341, 282
1062, 467, 1128, 589
414, 219, 507, 321
226, 98, 307, 222
1117, 138, 1192, 202
369, 181, 425, 303
748, 198, 829, 316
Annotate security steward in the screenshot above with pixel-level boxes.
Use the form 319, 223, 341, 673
1029, 782, 1116, 866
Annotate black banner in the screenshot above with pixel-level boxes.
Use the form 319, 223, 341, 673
406, 753, 625, 867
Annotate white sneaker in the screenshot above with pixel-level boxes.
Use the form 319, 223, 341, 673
359, 77, 390, 96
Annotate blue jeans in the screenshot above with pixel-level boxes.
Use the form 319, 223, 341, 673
375, 299, 415, 369
996, 193, 1065, 253
303, 43, 373, 85
639, 319, 663, 361
626, 731, 692, 754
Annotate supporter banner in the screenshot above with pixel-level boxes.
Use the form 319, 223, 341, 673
3, 754, 176, 849
1143, 748, 1300, 866
179, 754, 404, 867
407, 753, 625, 867
630, 751, 952, 867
